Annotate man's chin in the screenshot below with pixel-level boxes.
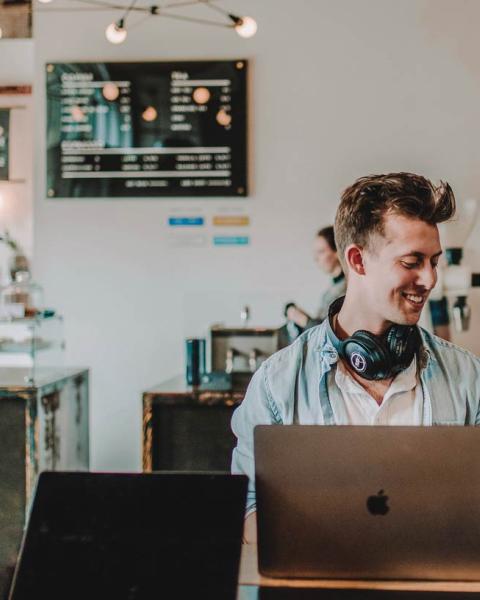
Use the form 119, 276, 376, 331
398, 311, 422, 327
389, 307, 423, 327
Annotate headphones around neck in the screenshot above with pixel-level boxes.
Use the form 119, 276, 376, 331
328, 297, 421, 381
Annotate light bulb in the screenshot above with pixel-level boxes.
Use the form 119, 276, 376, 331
105, 21, 127, 44
142, 106, 157, 122
70, 106, 85, 122
216, 108, 231, 127
235, 16, 257, 38
38, 0, 53, 4
102, 82, 120, 101
192, 87, 210, 105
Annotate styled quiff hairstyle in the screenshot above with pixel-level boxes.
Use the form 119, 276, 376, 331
334, 172, 456, 271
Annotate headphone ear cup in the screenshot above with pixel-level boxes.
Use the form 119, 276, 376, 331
342, 330, 392, 380
385, 326, 419, 371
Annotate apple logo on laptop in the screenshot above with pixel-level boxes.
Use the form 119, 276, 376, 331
366, 490, 389, 515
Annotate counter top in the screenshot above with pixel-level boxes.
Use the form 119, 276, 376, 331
239, 544, 480, 592
0, 366, 88, 390
143, 373, 250, 407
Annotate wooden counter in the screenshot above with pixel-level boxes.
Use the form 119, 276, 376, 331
142, 374, 248, 472
239, 544, 480, 592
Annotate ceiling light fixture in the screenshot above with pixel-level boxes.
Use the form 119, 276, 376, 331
105, 19, 127, 44
35, 0, 257, 45
232, 15, 257, 39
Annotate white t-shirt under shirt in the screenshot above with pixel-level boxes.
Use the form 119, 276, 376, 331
327, 356, 428, 425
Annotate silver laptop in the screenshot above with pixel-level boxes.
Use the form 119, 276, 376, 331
254, 425, 480, 581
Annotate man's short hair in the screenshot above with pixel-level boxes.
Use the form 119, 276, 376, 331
334, 172, 456, 270
317, 226, 336, 252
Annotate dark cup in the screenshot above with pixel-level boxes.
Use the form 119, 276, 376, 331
185, 338, 206, 386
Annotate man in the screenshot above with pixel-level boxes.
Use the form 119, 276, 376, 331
231, 172, 480, 544
287, 225, 346, 328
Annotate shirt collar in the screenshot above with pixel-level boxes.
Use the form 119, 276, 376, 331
332, 271, 345, 285
335, 355, 417, 396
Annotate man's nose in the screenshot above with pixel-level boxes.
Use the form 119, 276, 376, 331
417, 263, 437, 291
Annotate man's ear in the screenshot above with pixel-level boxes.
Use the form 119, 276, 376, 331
345, 244, 366, 275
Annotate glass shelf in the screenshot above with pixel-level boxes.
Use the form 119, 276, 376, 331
0, 314, 60, 325
0, 315, 65, 384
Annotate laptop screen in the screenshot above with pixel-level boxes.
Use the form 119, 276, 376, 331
9, 471, 247, 600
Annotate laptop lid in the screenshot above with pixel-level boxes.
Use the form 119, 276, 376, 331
255, 425, 480, 581
9, 471, 247, 600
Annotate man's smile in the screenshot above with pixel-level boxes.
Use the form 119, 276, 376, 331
401, 291, 428, 310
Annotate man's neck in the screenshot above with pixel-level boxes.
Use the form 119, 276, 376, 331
336, 293, 390, 337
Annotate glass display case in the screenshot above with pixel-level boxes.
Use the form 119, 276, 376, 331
0, 315, 65, 385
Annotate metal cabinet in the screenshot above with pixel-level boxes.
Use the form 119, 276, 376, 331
0, 367, 89, 598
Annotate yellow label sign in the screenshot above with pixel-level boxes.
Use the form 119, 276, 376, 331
213, 216, 250, 226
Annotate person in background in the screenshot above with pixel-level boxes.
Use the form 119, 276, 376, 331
287, 226, 346, 329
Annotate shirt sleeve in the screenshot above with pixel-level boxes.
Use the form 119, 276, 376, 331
230, 362, 281, 516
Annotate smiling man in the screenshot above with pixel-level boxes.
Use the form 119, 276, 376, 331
231, 172, 480, 543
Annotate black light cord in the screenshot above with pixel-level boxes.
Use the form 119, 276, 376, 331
34, 0, 249, 34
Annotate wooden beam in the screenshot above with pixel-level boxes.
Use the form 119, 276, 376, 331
0, 86, 32, 95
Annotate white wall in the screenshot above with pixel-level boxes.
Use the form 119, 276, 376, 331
28, 0, 480, 470
0, 39, 33, 86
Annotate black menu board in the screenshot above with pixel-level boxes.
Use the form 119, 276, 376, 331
46, 60, 248, 198
0, 109, 9, 181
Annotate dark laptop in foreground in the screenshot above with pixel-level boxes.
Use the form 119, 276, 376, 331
9, 471, 247, 600
255, 425, 480, 581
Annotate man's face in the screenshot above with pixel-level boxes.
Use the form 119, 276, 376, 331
361, 213, 442, 327
313, 235, 339, 274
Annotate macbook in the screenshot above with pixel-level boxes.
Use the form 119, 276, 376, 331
255, 425, 480, 581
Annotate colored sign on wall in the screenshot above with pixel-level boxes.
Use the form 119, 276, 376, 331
212, 215, 250, 226
213, 236, 250, 246
168, 217, 204, 226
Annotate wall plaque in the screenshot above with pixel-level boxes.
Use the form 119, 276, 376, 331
46, 60, 248, 198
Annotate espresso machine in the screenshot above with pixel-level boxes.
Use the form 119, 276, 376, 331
208, 305, 280, 389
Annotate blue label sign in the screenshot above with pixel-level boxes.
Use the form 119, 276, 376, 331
168, 217, 204, 227
213, 236, 250, 246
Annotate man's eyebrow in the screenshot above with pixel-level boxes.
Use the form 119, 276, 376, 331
400, 250, 443, 259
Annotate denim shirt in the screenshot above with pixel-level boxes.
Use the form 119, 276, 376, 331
230, 318, 480, 516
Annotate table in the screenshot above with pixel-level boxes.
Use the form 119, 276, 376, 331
237, 544, 480, 598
